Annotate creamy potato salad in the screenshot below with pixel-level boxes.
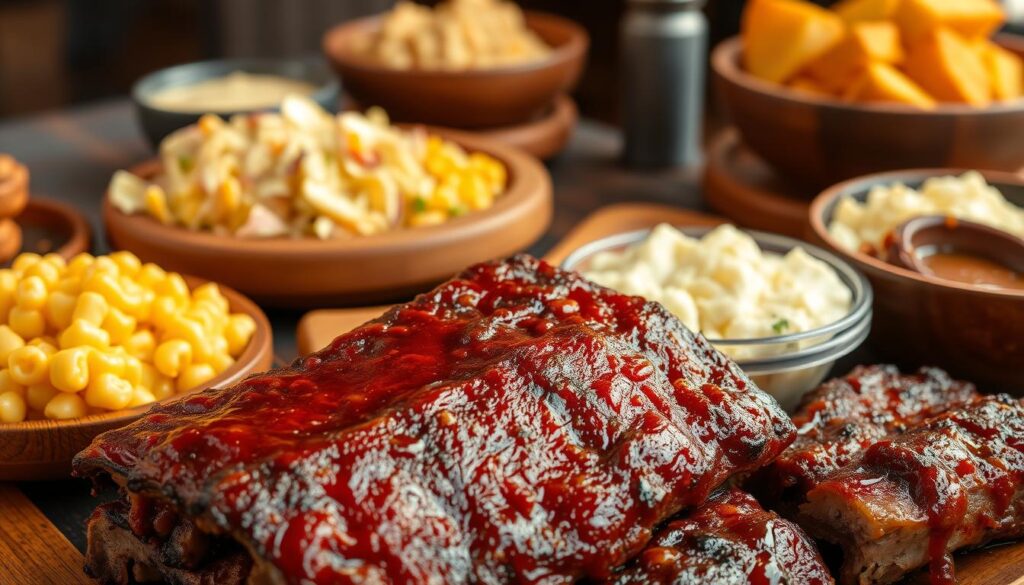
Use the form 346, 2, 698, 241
583, 224, 852, 361
829, 171, 1024, 255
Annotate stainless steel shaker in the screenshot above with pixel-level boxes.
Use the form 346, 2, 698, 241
621, 0, 708, 169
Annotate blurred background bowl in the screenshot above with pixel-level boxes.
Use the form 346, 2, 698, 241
712, 34, 1024, 189
132, 57, 340, 148
810, 168, 1024, 392
322, 11, 588, 128
561, 226, 872, 410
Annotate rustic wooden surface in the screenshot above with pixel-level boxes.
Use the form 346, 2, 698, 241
0, 484, 91, 584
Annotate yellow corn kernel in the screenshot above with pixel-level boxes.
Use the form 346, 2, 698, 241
176, 363, 216, 393
29, 338, 57, 356
215, 177, 242, 221
125, 329, 156, 361
157, 273, 190, 306
0, 391, 27, 423
0, 370, 25, 397
153, 339, 192, 378
53, 276, 82, 296
102, 307, 136, 345
43, 392, 87, 420
11, 253, 41, 276
144, 185, 172, 225
128, 387, 156, 408
192, 282, 229, 313
162, 316, 211, 361
45, 291, 77, 331
42, 253, 66, 271
109, 251, 141, 277
8, 345, 50, 386
73, 291, 109, 326
225, 314, 256, 357
8, 307, 45, 340
459, 174, 492, 211
49, 347, 90, 393
208, 351, 234, 375
25, 383, 58, 412
15, 276, 48, 310
0, 325, 25, 364
66, 253, 95, 278
59, 319, 110, 349
122, 355, 143, 386
408, 210, 447, 228
136, 263, 167, 289
87, 350, 125, 379
24, 260, 59, 287
198, 113, 222, 136
84, 373, 133, 410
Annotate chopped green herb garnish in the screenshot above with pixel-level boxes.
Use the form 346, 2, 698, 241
412, 197, 427, 213
178, 155, 194, 173
449, 205, 466, 217
772, 318, 790, 334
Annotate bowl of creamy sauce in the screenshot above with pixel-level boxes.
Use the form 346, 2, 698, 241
132, 58, 340, 147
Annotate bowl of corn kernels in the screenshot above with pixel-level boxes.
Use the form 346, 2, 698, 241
0, 250, 273, 480
104, 95, 552, 306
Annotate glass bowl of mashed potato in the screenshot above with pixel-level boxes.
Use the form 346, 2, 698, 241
132, 58, 340, 147
562, 224, 873, 410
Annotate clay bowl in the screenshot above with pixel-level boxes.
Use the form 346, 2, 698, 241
712, 34, 1024, 188
474, 93, 577, 160
323, 11, 588, 128
104, 128, 552, 307
0, 277, 273, 480
810, 169, 1024, 392
12, 198, 92, 261
132, 57, 341, 148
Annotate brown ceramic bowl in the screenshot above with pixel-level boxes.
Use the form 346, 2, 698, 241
323, 11, 588, 128
810, 169, 1024, 392
713, 34, 1024, 188
0, 276, 273, 480
14, 198, 92, 261
104, 128, 552, 307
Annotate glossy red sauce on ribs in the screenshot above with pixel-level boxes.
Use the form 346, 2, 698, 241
608, 488, 833, 585
75, 255, 794, 584
811, 395, 1024, 585
748, 365, 978, 507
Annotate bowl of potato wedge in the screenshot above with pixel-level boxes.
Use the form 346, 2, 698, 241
712, 0, 1024, 187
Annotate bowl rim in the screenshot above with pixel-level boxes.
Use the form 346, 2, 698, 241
104, 125, 549, 259
712, 34, 1024, 116
132, 56, 341, 115
322, 10, 589, 79
0, 275, 273, 434
560, 224, 874, 352
810, 167, 1024, 300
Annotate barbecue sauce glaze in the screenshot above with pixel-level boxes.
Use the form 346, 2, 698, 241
76, 255, 794, 584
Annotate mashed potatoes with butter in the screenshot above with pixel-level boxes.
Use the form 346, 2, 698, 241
583, 224, 852, 361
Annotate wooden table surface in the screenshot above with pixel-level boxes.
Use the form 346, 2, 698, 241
0, 98, 754, 553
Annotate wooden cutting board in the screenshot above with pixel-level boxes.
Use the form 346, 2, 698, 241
0, 484, 93, 584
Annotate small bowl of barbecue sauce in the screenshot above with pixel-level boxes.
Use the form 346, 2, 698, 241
888, 216, 1024, 291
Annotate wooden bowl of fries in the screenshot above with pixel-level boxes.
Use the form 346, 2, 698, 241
323, 11, 588, 128
103, 128, 552, 307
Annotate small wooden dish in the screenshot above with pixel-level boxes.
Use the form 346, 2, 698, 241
476, 94, 577, 160
323, 11, 588, 128
702, 128, 813, 240
0, 277, 273, 480
11, 198, 92, 261
104, 128, 552, 307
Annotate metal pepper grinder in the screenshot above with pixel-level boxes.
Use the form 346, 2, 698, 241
621, 0, 708, 169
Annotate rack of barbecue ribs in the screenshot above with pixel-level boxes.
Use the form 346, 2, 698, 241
607, 488, 834, 585
799, 394, 1024, 585
74, 255, 796, 585
747, 364, 980, 511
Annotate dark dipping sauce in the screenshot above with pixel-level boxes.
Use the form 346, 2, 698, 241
920, 251, 1024, 290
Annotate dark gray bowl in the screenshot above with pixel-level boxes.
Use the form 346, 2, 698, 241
132, 57, 341, 148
